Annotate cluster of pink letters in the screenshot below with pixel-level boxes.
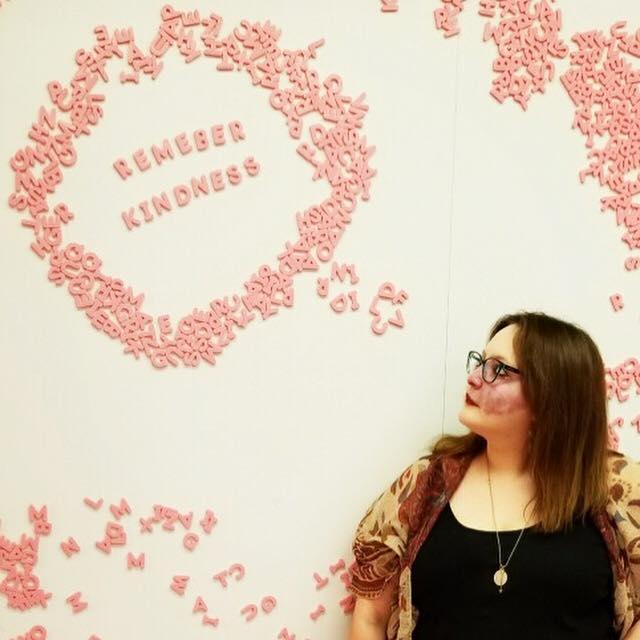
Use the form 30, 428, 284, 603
383, 3, 640, 250
607, 358, 640, 404
479, 0, 568, 109
6, 6, 394, 369
3, 499, 357, 639
606, 357, 640, 450
431, 0, 567, 108
434, 0, 466, 38
316, 262, 408, 334
9, 626, 48, 640
385, 0, 560, 102
385, 3, 640, 285
561, 23, 640, 261
1, 513, 50, 611
113, 120, 262, 232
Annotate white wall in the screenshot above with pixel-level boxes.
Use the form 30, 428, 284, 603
0, 1, 638, 638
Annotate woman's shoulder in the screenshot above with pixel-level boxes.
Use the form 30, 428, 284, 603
388, 453, 435, 500
362, 449, 472, 527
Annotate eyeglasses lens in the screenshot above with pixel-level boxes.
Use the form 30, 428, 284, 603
467, 352, 499, 383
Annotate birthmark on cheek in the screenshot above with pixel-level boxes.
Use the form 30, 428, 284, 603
481, 387, 525, 415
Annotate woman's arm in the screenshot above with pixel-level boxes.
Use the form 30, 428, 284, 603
347, 572, 398, 640
347, 455, 431, 638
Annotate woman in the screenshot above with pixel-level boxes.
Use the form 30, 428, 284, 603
346, 311, 640, 639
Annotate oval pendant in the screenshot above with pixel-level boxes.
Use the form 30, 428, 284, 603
493, 568, 508, 588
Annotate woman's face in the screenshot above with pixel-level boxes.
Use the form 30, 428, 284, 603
458, 323, 534, 443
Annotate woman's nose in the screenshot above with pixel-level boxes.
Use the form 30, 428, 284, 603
467, 367, 483, 387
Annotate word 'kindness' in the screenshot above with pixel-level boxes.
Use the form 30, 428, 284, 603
121, 155, 261, 230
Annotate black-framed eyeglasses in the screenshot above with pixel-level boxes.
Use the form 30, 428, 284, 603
466, 350, 521, 384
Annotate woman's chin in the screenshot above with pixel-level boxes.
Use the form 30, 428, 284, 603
457, 415, 485, 436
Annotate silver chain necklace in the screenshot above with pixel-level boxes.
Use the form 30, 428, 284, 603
486, 449, 532, 594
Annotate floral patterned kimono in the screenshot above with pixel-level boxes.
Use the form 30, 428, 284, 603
348, 449, 640, 639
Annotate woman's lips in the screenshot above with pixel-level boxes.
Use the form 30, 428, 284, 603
465, 393, 478, 407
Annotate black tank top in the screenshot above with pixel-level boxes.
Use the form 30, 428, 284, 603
410, 501, 616, 639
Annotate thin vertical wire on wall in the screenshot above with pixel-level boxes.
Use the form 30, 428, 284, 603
441, 34, 461, 436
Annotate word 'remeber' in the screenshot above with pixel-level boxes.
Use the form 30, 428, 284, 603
113, 121, 261, 231
113, 121, 247, 178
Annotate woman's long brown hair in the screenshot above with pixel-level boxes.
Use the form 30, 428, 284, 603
424, 311, 610, 533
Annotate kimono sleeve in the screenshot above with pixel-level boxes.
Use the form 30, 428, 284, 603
348, 455, 432, 600
612, 455, 640, 602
